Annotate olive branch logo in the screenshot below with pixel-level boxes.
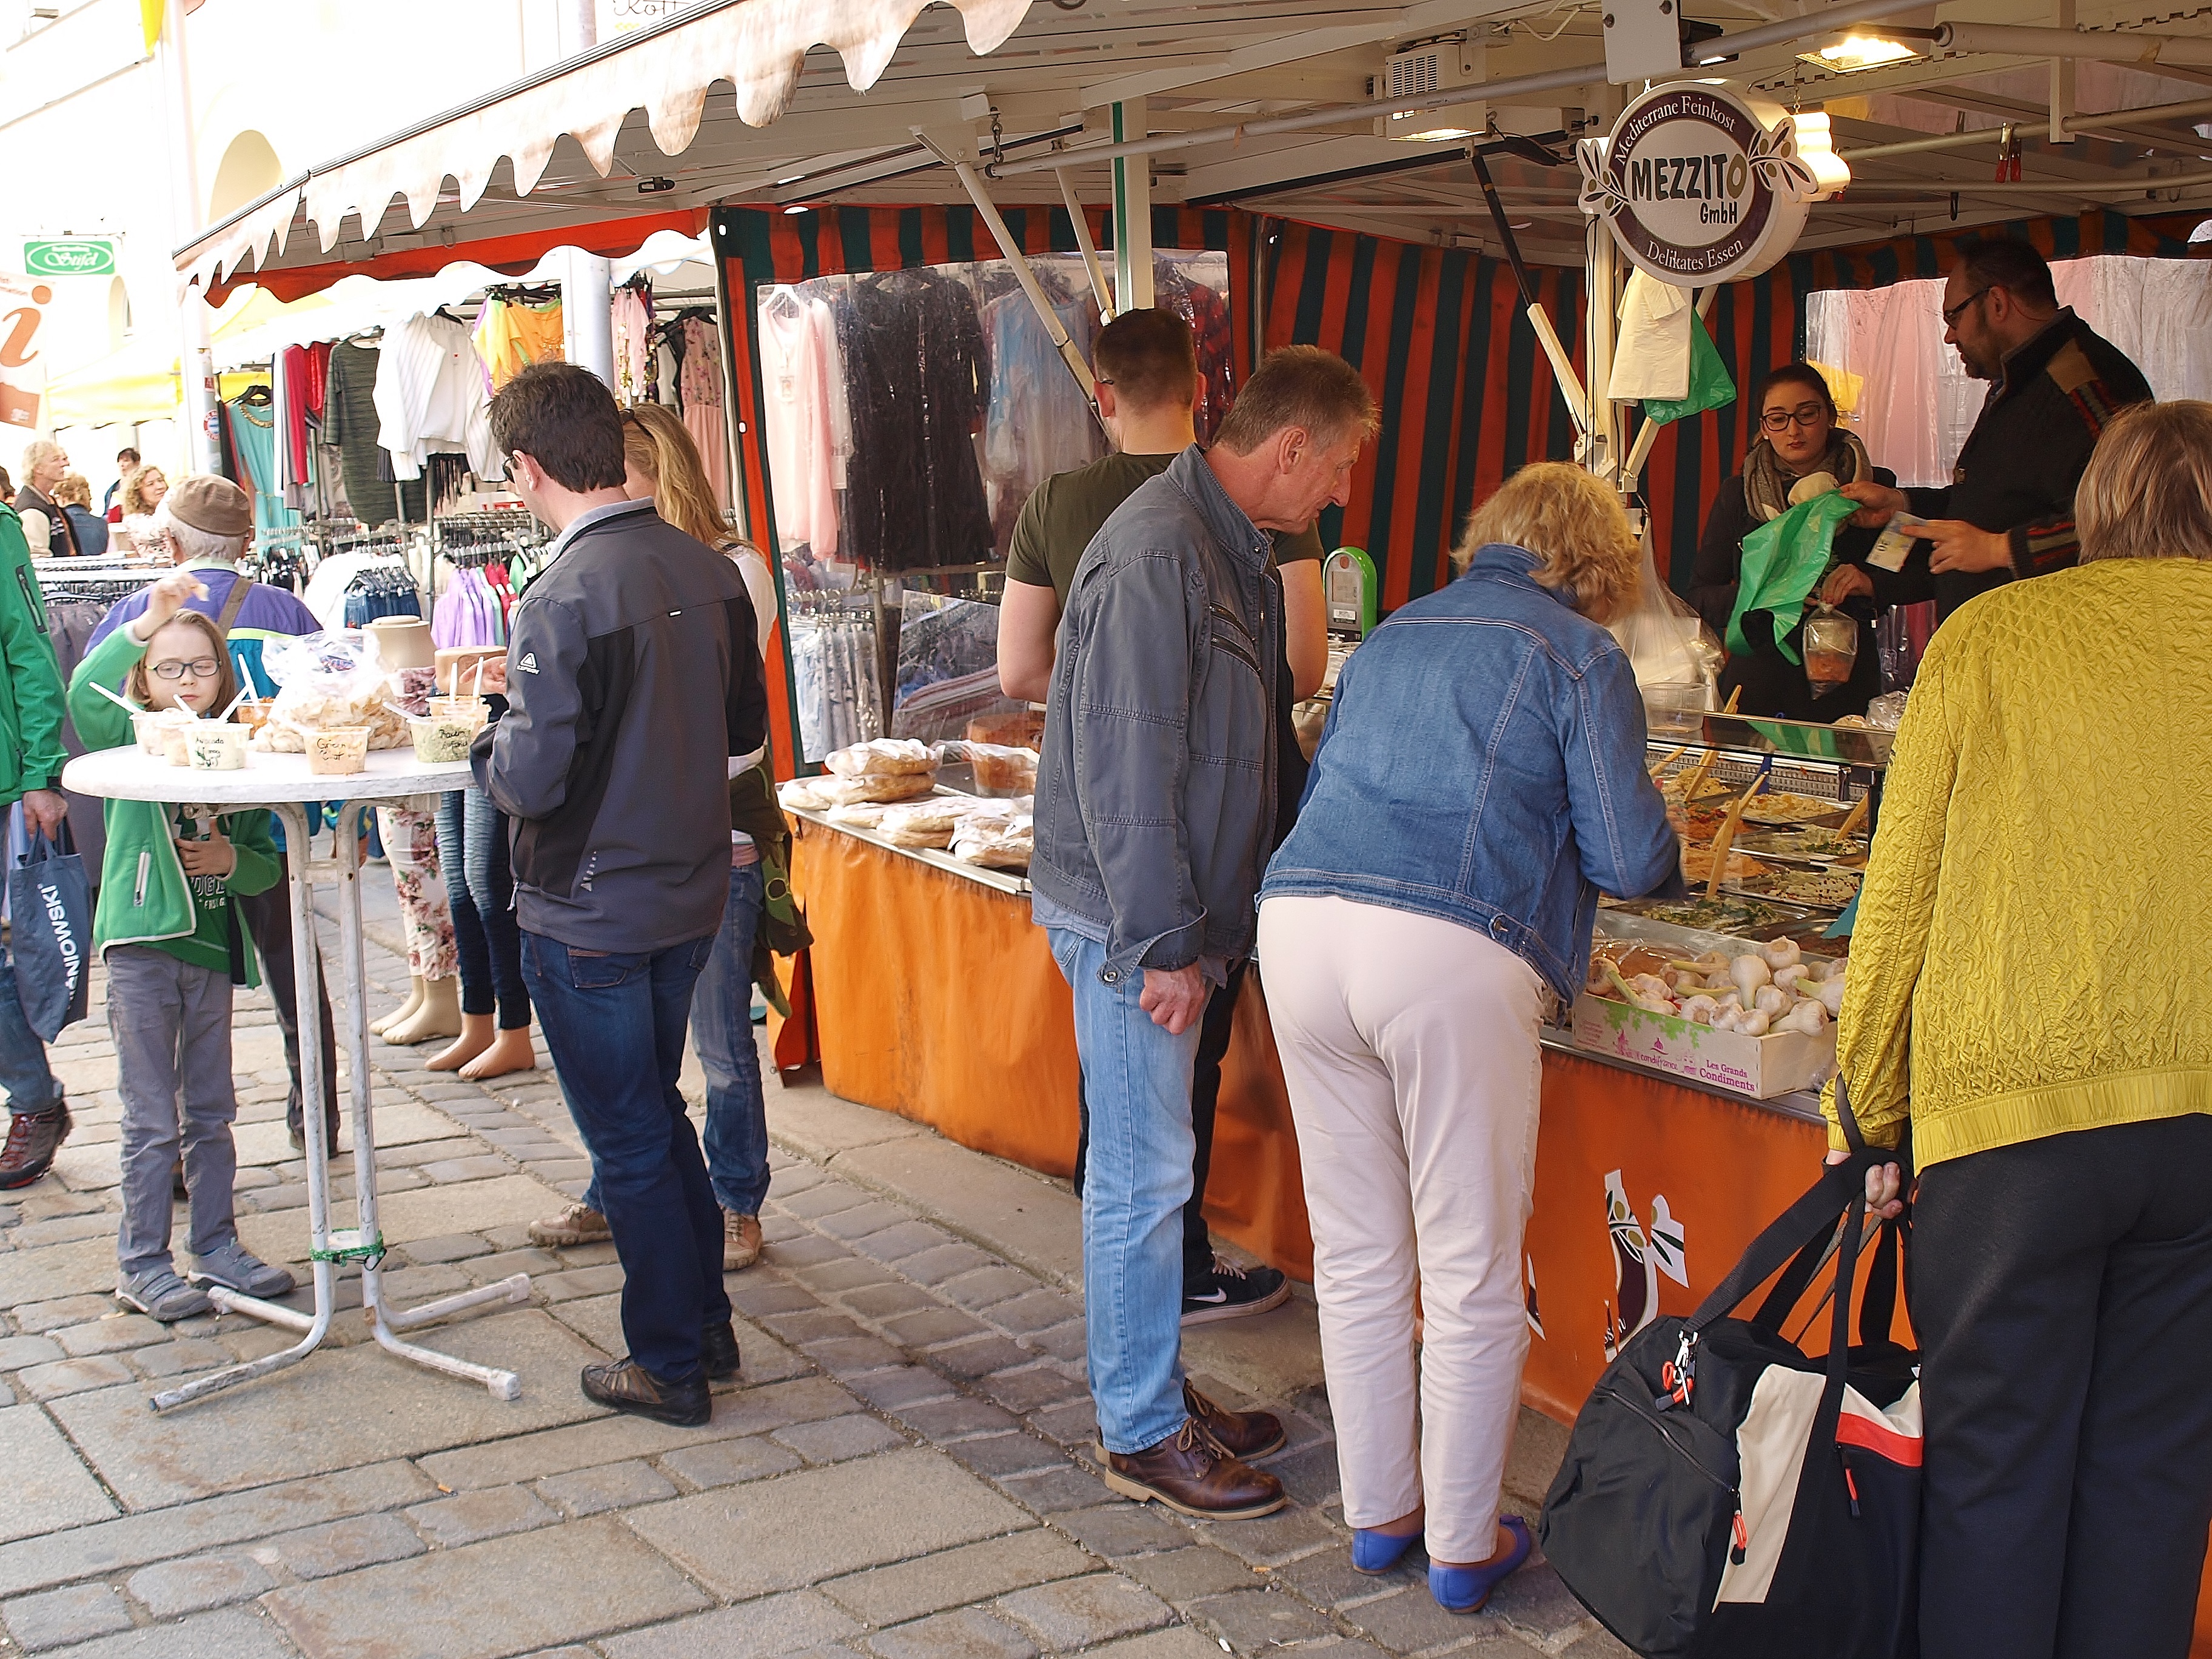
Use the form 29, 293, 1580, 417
1577, 135, 1627, 220
1748, 116, 1820, 201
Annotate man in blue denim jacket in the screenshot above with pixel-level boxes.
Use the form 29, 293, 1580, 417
1033, 347, 1377, 1519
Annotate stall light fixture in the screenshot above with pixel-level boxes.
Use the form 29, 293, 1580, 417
1396, 122, 1480, 140
1799, 32, 1928, 72
783, 203, 813, 214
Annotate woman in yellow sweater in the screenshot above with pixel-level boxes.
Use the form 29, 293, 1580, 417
1828, 399, 2212, 1659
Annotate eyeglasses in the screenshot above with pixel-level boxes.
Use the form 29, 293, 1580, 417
150, 658, 221, 680
1758, 403, 1829, 432
1940, 287, 1991, 328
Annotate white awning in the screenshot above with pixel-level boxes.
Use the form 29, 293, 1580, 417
178, 0, 1031, 289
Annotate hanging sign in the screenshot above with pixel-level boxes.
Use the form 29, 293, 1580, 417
22, 240, 116, 278
1578, 83, 1845, 287
0, 274, 50, 431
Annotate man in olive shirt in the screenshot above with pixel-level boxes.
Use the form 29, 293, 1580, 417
997, 308, 1327, 1325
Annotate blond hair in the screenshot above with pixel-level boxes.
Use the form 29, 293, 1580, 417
120, 466, 165, 516
2077, 400, 2212, 565
622, 403, 743, 552
1456, 463, 1641, 621
1214, 346, 1379, 456
51, 472, 91, 510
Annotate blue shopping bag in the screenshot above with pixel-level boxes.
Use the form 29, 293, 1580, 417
11, 824, 91, 1040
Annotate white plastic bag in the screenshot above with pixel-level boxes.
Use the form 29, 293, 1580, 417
255, 630, 407, 752
1609, 521, 1720, 733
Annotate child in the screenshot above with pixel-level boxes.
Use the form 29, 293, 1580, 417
70, 570, 297, 1321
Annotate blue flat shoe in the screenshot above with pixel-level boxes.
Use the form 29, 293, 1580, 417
1429, 1515, 1532, 1613
1351, 1527, 1422, 1574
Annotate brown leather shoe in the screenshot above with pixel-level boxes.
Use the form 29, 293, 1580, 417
722, 1210, 763, 1272
1184, 1381, 1286, 1460
1101, 1418, 1286, 1520
580, 1356, 710, 1426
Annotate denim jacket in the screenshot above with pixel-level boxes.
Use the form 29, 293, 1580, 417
1031, 446, 1280, 984
1262, 543, 1677, 1003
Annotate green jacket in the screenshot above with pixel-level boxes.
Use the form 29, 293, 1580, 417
0, 504, 69, 807
68, 628, 280, 984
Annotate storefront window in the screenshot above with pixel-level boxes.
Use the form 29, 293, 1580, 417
754, 250, 1232, 763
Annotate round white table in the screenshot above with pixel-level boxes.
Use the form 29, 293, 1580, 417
62, 743, 532, 1411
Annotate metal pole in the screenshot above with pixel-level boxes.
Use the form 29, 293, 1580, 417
557, 0, 616, 390
1840, 92, 2212, 159
1470, 149, 1588, 436
1111, 101, 1155, 313
156, 0, 219, 476
1056, 171, 1115, 322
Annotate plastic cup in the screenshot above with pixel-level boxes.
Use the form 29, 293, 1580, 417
408, 715, 477, 763
306, 726, 371, 776
234, 699, 272, 736
132, 709, 170, 754
186, 723, 249, 771
161, 722, 195, 766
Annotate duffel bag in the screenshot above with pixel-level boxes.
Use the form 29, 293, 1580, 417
1539, 1079, 1920, 1659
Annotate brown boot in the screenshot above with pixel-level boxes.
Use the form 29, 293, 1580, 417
1184, 1380, 1286, 1461
0, 1102, 70, 1190
722, 1210, 763, 1271
1101, 1418, 1285, 1520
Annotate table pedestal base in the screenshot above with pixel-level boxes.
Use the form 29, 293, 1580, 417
150, 799, 532, 1412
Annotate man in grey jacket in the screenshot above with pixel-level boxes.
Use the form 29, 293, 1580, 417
475, 363, 766, 1427
1032, 346, 1376, 1518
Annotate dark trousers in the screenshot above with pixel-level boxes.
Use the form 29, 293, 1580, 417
520, 928, 730, 1384
436, 789, 531, 1028
237, 848, 338, 1136
1073, 960, 1245, 1286
1914, 1114, 2212, 1659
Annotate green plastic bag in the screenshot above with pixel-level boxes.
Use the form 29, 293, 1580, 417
1641, 313, 1735, 426
1729, 491, 1858, 663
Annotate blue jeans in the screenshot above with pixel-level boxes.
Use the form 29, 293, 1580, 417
437, 789, 530, 1028
521, 928, 730, 1383
1048, 928, 1200, 1454
0, 946, 61, 1117
584, 863, 769, 1219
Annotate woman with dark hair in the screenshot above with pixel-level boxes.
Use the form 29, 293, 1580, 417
1687, 363, 1891, 719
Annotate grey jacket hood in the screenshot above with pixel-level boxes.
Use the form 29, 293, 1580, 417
1030, 445, 1280, 980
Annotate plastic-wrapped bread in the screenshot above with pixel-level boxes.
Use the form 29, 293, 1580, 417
779, 779, 833, 813
824, 737, 937, 777
826, 802, 891, 828
817, 773, 937, 806
952, 809, 1033, 870
964, 742, 1037, 797
877, 799, 964, 849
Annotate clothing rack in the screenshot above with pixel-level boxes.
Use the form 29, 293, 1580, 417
434, 509, 543, 554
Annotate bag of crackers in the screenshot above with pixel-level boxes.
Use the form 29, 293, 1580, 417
253, 631, 408, 753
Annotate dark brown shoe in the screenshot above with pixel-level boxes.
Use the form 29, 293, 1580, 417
0, 1102, 69, 1191
1184, 1380, 1286, 1460
700, 1319, 742, 1381
1101, 1418, 1286, 1520
580, 1357, 710, 1426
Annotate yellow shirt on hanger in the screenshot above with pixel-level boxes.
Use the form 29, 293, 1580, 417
473, 297, 566, 390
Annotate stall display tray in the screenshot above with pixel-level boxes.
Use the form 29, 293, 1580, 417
1731, 828, 1868, 867
1570, 992, 1837, 1099
1723, 868, 1863, 911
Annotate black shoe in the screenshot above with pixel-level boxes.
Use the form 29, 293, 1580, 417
1182, 1258, 1293, 1326
580, 1356, 711, 1426
0, 1102, 70, 1191
700, 1320, 742, 1381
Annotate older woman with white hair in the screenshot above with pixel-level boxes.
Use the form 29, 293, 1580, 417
1258, 463, 1678, 1614
15, 439, 76, 557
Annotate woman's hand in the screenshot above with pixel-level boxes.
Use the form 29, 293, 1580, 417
1821, 566, 1875, 606
176, 826, 236, 879
132, 570, 209, 641
1824, 1147, 1906, 1219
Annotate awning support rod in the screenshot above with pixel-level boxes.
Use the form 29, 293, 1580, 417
1841, 92, 2212, 159
917, 133, 1097, 409
1471, 148, 1588, 438
1055, 170, 1116, 321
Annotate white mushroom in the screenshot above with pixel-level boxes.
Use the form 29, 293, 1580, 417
1775, 1000, 1829, 1036
1774, 963, 1811, 994
1753, 985, 1791, 1016
1629, 973, 1674, 1001
1763, 937, 1802, 970
1735, 1009, 1772, 1036
1730, 954, 1773, 998
1810, 976, 1847, 1017
1681, 995, 1720, 1025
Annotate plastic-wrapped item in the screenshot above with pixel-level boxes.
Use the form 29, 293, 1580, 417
951, 807, 1033, 870
1801, 604, 1859, 692
817, 773, 936, 805
826, 801, 891, 828
823, 737, 938, 778
253, 631, 407, 752
1609, 525, 1720, 732
779, 779, 834, 813
877, 797, 966, 849
1863, 689, 1909, 730
942, 740, 1036, 797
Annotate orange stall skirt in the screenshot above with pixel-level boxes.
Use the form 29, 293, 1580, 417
785, 822, 2212, 1650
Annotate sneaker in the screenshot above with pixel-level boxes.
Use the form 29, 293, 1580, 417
581, 1356, 711, 1426
191, 1241, 297, 1299
1182, 1258, 1292, 1326
529, 1202, 612, 1248
0, 1102, 70, 1190
722, 1210, 763, 1272
116, 1268, 213, 1322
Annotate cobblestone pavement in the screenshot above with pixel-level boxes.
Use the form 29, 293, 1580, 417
0, 886, 1628, 1659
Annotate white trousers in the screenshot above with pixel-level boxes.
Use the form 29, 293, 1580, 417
1257, 893, 1546, 1563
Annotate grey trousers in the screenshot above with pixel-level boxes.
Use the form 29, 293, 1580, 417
108, 946, 240, 1278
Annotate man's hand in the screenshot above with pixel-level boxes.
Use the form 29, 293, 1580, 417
1923, 520, 2014, 575
20, 790, 65, 839
1839, 480, 1908, 531
129, 570, 210, 642
1138, 964, 1208, 1036
176, 826, 236, 879
1820, 565, 1875, 606
470, 657, 510, 696
1824, 1148, 1906, 1219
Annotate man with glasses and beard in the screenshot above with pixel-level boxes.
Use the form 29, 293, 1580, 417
1836, 238, 2151, 625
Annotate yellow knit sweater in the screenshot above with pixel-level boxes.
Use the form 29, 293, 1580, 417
1825, 558, 2212, 1167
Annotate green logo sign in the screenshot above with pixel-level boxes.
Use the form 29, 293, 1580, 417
22, 240, 115, 277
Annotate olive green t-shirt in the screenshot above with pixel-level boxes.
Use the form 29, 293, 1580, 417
1005, 451, 1325, 608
